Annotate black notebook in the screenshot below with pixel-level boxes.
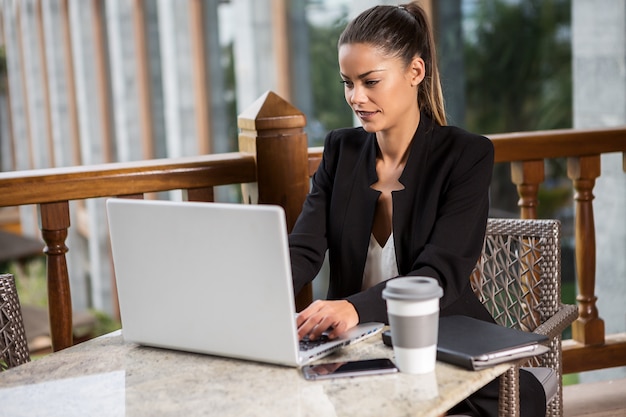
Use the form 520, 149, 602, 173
436, 315, 549, 370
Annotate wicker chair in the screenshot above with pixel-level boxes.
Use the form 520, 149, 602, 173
470, 219, 578, 417
0, 273, 31, 371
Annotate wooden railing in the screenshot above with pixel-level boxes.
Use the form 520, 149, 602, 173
0, 91, 311, 352
1, 91, 625, 375
488, 129, 626, 374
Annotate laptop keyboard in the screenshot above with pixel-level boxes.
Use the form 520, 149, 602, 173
299, 334, 331, 351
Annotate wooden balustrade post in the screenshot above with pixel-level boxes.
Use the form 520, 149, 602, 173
238, 91, 312, 311
186, 187, 215, 202
567, 155, 605, 346
511, 160, 544, 219
38, 201, 73, 351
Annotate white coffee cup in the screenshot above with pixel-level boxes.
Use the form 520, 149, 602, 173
382, 276, 443, 374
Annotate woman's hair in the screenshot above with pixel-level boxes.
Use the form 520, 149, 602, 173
338, 2, 447, 126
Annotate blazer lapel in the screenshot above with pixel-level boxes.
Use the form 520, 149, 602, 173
393, 112, 436, 274
336, 133, 380, 295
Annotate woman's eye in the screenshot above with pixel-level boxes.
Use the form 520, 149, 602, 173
341, 80, 353, 88
365, 80, 379, 86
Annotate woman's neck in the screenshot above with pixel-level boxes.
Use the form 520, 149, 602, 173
375, 109, 420, 167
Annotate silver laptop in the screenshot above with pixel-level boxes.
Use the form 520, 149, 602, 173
106, 198, 383, 367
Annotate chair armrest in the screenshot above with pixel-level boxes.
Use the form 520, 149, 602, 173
533, 304, 578, 340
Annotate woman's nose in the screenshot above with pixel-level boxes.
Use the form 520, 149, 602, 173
349, 85, 367, 105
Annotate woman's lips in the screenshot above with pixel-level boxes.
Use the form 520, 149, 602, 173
356, 110, 378, 120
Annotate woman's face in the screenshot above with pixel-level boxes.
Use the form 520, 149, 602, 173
338, 43, 424, 134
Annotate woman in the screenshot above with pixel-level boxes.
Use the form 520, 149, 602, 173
289, 3, 545, 416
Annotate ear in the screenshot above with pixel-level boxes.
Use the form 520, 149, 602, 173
408, 56, 426, 87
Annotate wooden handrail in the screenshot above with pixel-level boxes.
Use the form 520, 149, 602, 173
490, 126, 626, 162
305, 127, 626, 176
0, 153, 256, 206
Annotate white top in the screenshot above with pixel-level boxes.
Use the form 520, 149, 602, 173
362, 232, 399, 290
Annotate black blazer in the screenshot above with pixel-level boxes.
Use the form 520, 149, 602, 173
289, 112, 495, 324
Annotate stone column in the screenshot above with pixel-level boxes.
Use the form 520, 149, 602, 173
202, 0, 229, 154
42, 0, 80, 168
2, 0, 38, 236
572, 0, 626, 382
434, 0, 465, 127
18, 0, 51, 170
157, 0, 197, 158
232, 0, 283, 112
106, 0, 144, 162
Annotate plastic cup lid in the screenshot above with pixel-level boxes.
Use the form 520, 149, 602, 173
382, 276, 443, 301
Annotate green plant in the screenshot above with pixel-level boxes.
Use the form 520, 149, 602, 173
90, 309, 121, 337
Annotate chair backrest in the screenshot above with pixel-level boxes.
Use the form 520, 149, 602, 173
471, 218, 577, 417
0, 273, 31, 371
471, 218, 562, 343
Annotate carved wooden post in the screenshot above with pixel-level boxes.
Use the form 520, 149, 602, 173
511, 160, 544, 219
39, 201, 73, 351
568, 155, 605, 346
238, 91, 312, 310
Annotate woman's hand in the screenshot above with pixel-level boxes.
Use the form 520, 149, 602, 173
296, 299, 359, 340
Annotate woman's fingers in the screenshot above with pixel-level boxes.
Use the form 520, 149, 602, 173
296, 300, 358, 340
